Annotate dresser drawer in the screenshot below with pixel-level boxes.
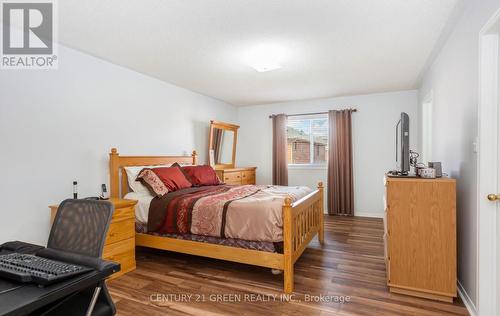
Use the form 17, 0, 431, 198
223, 171, 242, 183
103, 237, 134, 261
241, 170, 255, 183
215, 170, 224, 182
106, 219, 135, 245
111, 207, 135, 223
241, 170, 255, 179
103, 237, 136, 279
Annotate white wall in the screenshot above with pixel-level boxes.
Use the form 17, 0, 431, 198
0, 45, 237, 245
418, 0, 500, 307
237, 90, 419, 217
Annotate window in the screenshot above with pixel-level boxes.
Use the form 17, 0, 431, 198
286, 115, 328, 166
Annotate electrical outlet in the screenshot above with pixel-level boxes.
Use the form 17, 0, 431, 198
473, 137, 479, 153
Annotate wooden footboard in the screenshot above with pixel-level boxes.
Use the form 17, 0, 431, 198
283, 182, 324, 293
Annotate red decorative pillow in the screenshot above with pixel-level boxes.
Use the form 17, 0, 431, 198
151, 166, 192, 192
181, 165, 222, 186
136, 169, 169, 197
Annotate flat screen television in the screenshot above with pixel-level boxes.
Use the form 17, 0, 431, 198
396, 112, 410, 175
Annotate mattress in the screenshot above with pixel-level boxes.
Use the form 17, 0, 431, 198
125, 186, 312, 253
124, 190, 283, 253
125, 185, 312, 235
123, 191, 153, 224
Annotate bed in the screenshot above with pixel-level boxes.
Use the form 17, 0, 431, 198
109, 147, 324, 293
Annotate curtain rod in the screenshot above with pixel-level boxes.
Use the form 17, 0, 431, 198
268, 109, 357, 119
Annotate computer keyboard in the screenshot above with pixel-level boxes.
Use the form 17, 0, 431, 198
0, 253, 93, 286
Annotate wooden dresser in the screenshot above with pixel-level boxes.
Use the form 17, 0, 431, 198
215, 167, 257, 185
384, 176, 456, 302
49, 198, 137, 279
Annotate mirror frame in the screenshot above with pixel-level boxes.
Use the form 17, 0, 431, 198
209, 120, 239, 169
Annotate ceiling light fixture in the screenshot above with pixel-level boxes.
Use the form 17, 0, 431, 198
245, 44, 284, 72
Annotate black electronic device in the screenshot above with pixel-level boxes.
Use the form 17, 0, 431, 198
73, 181, 78, 199
428, 162, 443, 177
0, 253, 92, 286
389, 112, 411, 176
396, 112, 410, 175
83, 184, 109, 200
101, 183, 108, 199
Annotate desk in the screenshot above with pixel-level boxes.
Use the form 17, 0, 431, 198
0, 247, 119, 316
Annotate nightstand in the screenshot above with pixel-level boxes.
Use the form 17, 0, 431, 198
49, 198, 138, 279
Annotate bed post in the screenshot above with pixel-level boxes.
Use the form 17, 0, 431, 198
283, 196, 294, 293
110, 148, 119, 198
192, 150, 197, 165
318, 182, 325, 244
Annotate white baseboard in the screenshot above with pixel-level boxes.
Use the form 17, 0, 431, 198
457, 280, 477, 316
354, 211, 383, 218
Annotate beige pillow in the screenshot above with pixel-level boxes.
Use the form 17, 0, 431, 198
136, 169, 169, 197
124, 164, 171, 194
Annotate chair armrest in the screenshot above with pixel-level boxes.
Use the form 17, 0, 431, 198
0, 241, 44, 254
36, 248, 121, 273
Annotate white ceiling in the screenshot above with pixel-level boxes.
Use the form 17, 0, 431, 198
58, 0, 457, 106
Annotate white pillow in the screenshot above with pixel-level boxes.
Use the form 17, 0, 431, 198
124, 165, 172, 194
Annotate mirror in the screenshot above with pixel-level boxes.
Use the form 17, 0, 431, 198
212, 128, 234, 164
209, 120, 239, 168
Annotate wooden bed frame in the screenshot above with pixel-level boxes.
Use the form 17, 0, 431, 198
109, 148, 324, 293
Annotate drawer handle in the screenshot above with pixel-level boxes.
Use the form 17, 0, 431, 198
109, 233, 115, 237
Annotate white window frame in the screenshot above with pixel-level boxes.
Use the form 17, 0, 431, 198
287, 115, 328, 169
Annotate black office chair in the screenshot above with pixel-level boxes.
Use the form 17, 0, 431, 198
36, 199, 116, 316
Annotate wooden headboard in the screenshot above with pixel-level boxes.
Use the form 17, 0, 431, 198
109, 148, 197, 198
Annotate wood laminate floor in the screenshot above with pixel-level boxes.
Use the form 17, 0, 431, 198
108, 216, 469, 316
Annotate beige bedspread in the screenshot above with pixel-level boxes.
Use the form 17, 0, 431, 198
148, 185, 312, 242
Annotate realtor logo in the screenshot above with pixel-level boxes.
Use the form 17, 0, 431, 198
1, 0, 58, 69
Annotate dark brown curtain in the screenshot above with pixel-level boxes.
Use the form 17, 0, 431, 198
272, 114, 288, 185
328, 110, 354, 215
